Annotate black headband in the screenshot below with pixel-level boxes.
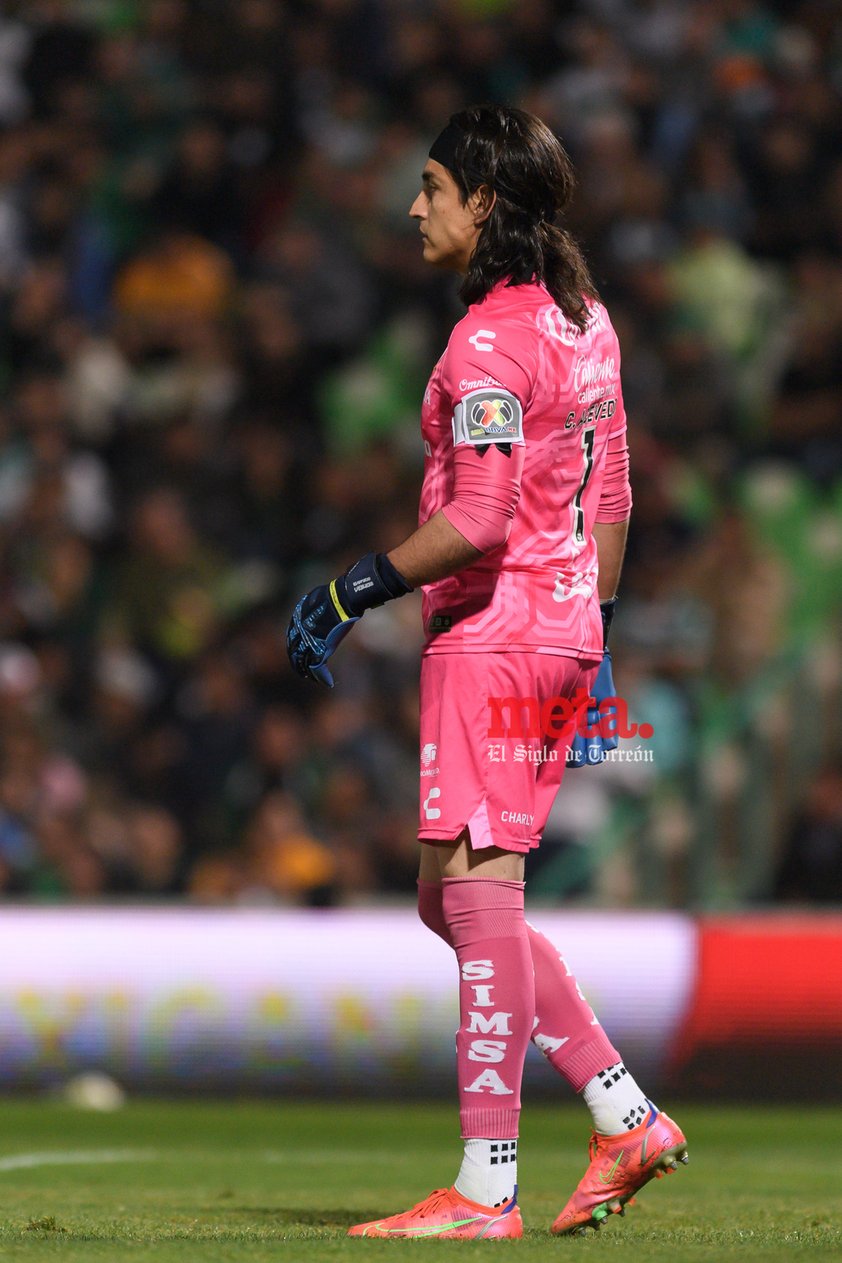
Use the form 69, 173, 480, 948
429, 121, 485, 192
428, 121, 463, 175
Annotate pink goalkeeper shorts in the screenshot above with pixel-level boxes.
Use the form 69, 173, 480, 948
418, 651, 600, 854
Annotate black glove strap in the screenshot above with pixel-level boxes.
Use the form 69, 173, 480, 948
337, 552, 413, 617
600, 596, 618, 648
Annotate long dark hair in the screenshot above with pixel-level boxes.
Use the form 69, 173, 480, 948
446, 105, 598, 332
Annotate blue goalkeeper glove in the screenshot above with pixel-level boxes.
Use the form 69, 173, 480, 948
566, 598, 619, 769
286, 552, 412, 687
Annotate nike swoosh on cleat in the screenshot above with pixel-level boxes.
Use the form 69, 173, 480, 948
597, 1152, 623, 1184
376, 1215, 485, 1236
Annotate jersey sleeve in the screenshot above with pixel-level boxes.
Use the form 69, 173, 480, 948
438, 315, 534, 553
596, 387, 632, 522
440, 315, 535, 421
441, 441, 525, 553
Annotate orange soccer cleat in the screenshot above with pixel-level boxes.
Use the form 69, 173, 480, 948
347, 1185, 523, 1239
551, 1106, 688, 1236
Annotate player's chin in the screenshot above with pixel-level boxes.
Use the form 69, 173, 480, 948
422, 242, 456, 271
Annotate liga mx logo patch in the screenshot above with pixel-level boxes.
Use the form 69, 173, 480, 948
453, 388, 524, 447
469, 396, 517, 439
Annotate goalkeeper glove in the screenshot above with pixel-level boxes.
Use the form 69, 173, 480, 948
286, 552, 412, 687
566, 597, 619, 769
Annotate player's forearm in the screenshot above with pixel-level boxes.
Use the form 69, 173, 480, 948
593, 518, 629, 599
387, 510, 483, 587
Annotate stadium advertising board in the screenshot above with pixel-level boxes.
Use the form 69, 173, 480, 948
0, 909, 694, 1092
1, 909, 839, 1097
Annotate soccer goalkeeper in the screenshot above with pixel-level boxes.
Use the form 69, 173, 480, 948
287, 104, 687, 1239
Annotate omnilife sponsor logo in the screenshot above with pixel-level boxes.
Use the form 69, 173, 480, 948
486, 691, 654, 742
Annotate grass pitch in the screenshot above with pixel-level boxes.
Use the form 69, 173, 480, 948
0, 1099, 837, 1260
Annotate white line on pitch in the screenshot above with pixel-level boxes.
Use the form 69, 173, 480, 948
261, 1149, 413, 1165
0, 1149, 159, 1172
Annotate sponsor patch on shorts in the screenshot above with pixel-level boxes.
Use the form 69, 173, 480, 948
452, 389, 524, 447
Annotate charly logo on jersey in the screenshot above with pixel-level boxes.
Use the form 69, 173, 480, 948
468, 329, 496, 352
423, 787, 442, 820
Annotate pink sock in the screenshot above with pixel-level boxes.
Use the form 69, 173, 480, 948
441, 877, 533, 1139
527, 920, 619, 1091
419, 879, 619, 1092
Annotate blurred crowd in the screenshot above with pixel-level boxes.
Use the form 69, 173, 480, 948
0, 0, 840, 904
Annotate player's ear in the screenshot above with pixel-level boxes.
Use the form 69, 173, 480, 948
468, 184, 495, 226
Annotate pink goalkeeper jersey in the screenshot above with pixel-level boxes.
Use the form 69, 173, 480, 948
419, 279, 631, 657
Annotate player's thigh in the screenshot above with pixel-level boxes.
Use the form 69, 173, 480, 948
434, 835, 525, 880
418, 843, 443, 883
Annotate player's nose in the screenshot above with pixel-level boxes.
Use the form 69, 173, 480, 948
409, 192, 425, 220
